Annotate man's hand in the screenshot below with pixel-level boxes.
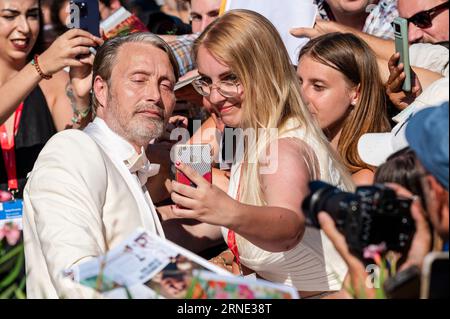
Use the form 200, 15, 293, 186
385, 53, 422, 111
385, 183, 432, 272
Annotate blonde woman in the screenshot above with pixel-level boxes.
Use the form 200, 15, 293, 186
170, 10, 354, 298
297, 33, 391, 185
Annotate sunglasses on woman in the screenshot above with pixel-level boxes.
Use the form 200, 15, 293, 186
406, 1, 449, 29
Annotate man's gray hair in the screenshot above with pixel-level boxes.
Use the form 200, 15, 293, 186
92, 32, 180, 110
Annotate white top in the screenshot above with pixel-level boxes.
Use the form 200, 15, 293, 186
410, 43, 449, 77
84, 118, 165, 238
221, 119, 349, 292
393, 76, 449, 124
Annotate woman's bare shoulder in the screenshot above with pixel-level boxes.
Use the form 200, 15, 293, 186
352, 169, 374, 186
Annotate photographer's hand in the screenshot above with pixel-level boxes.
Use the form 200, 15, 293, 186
318, 212, 378, 299
386, 183, 432, 271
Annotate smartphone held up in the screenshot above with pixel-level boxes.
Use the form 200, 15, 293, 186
173, 144, 213, 188
393, 17, 412, 92
68, 0, 101, 38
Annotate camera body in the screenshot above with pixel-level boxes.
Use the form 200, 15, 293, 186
302, 181, 415, 259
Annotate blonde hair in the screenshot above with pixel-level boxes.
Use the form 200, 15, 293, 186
298, 33, 391, 174
194, 10, 354, 204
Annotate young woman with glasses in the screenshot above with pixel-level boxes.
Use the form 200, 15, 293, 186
170, 9, 354, 298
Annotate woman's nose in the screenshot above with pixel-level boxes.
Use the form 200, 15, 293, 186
208, 86, 227, 105
16, 15, 31, 35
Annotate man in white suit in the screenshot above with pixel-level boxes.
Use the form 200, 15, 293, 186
23, 33, 180, 298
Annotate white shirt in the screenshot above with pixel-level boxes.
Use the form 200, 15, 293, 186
410, 43, 449, 77
86, 117, 164, 237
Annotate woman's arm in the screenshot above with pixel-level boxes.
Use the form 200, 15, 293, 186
0, 63, 42, 124
230, 138, 309, 252
39, 71, 73, 131
0, 29, 102, 125
171, 138, 311, 252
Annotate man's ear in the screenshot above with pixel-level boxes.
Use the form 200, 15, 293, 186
427, 175, 449, 229
93, 75, 108, 111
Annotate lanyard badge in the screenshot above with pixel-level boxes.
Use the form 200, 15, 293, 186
0, 103, 24, 198
0, 103, 24, 230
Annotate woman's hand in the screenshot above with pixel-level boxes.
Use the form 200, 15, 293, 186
69, 46, 100, 103
209, 250, 241, 274
38, 29, 103, 77
290, 19, 347, 40
385, 53, 423, 111
0, 190, 12, 202
318, 211, 378, 299
170, 162, 238, 227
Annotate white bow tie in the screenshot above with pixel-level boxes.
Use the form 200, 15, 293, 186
125, 148, 160, 186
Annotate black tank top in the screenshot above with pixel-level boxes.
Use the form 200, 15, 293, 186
0, 85, 57, 198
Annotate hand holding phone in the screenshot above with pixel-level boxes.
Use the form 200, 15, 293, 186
393, 17, 412, 92
173, 144, 213, 187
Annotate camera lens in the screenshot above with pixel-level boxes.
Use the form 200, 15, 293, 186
302, 181, 357, 229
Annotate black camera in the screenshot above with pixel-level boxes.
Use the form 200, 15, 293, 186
302, 181, 416, 259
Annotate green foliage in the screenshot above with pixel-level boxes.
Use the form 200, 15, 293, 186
0, 239, 26, 299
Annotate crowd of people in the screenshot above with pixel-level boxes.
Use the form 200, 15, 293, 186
0, 0, 448, 299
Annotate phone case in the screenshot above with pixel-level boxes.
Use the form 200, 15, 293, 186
174, 144, 212, 187
70, 0, 101, 37
393, 17, 412, 92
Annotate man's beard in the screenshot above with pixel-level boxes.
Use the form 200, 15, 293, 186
107, 94, 165, 147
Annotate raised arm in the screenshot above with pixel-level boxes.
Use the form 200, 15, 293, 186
0, 29, 102, 125
170, 138, 313, 252
291, 21, 443, 90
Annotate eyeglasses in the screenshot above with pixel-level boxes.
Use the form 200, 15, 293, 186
192, 78, 240, 98
406, 1, 448, 29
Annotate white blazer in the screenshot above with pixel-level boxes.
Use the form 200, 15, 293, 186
23, 125, 165, 299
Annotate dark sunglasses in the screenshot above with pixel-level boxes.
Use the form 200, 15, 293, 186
406, 1, 449, 29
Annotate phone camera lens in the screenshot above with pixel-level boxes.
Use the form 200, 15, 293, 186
79, 2, 88, 18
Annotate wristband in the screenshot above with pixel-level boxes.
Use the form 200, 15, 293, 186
31, 54, 52, 80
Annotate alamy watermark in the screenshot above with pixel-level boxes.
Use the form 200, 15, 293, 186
169, 120, 280, 175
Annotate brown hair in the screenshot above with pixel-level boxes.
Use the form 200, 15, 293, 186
92, 32, 179, 111
298, 32, 391, 174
